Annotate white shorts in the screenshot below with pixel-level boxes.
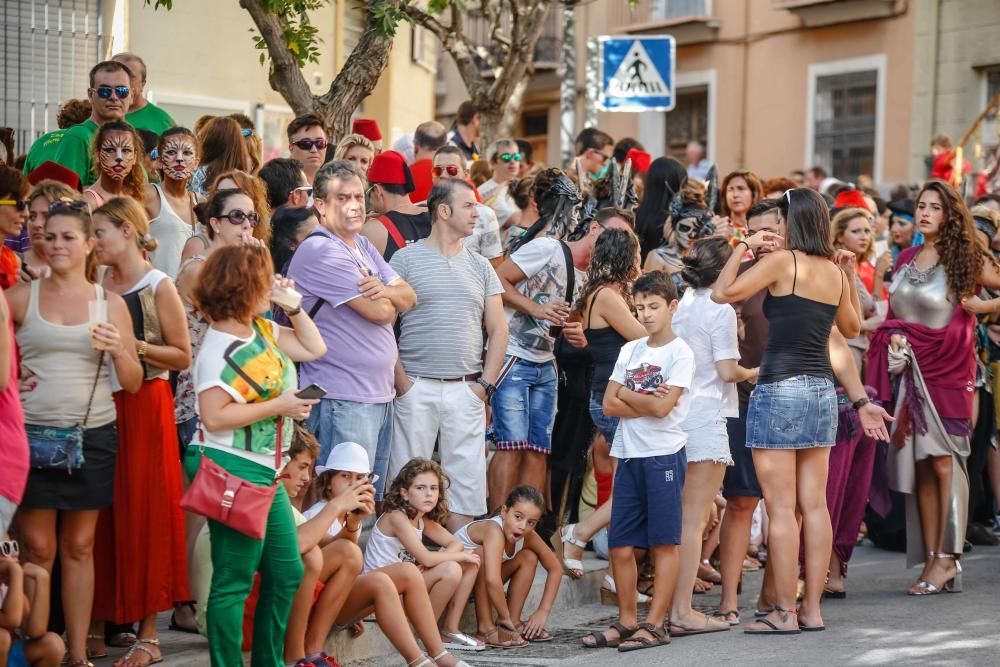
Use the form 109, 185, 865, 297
685, 418, 734, 466
389, 377, 488, 516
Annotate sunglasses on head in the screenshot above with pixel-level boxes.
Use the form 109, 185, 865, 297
92, 85, 130, 100
293, 138, 328, 151
498, 152, 522, 163
0, 199, 28, 211
241, 129, 254, 138
0, 540, 18, 558
49, 199, 90, 214
219, 209, 260, 228
432, 165, 462, 178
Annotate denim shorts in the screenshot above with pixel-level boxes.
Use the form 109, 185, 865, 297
491, 356, 558, 454
746, 375, 837, 450
588, 389, 620, 444
608, 450, 687, 549
307, 398, 393, 499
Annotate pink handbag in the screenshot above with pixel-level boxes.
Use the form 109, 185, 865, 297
180, 420, 283, 540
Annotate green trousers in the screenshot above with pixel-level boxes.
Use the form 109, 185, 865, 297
186, 448, 304, 667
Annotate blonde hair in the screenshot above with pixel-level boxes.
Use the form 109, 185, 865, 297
831, 206, 873, 262
334, 134, 375, 160
93, 196, 158, 253
29, 180, 77, 205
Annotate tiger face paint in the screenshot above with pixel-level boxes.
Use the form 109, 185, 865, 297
98, 130, 136, 182
160, 135, 198, 181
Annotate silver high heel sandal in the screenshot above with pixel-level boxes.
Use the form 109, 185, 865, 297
908, 552, 963, 595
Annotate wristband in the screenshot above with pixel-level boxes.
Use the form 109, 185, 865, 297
285, 306, 302, 317
852, 396, 871, 410
735, 240, 750, 252
345, 522, 360, 532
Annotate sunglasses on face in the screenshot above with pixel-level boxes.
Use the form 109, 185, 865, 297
0, 199, 28, 211
219, 209, 260, 228
292, 138, 328, 151
292, 186, 313, 197
49, 199, 89, 214
92, 85, 130, 100
432, 165, 462, 178
498, 153, 522, 163
0, 540, 18, 558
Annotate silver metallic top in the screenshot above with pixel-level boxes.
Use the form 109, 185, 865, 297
889, 261, 955, 329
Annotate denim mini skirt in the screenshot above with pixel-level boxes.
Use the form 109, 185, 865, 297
746, 375, 837, 449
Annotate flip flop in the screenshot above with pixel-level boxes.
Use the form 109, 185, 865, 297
822, 588, 846, 600
617, 622, 670, 652
669, 617, 730, 638
798, 621, 826, 632
744, 611, 801, 636
713, 609, 741, 626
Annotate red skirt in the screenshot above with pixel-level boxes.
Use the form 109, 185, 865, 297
93, 379, 190, 622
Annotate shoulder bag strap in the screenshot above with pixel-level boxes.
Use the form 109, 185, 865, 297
377, 215, 406, 251
559, 241, 575, 304
303, 230, 331, 318
81, 352, 105, 429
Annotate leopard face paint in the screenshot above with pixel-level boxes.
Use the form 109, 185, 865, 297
98, 131, 136, 182
160, 136, 198, 181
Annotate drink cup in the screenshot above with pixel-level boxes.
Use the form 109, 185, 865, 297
271, 285, 303, 311
88, 299, 107, 348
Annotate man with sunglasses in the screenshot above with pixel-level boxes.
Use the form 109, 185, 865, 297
573, 128, 615, 181
431, 146, 503, 266
259, 157, 312, 210
287, 113, 329, 185
52, 61, 132, 186
408, 120, 447, 204
112, 52, 176, 134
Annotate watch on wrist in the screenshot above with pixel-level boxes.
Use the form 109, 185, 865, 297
476, 377, 497, 399
852, 396, 871, 410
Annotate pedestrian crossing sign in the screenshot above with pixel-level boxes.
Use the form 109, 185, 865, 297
598, 36, 676, 112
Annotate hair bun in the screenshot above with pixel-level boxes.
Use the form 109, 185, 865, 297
140, 233, 158, 252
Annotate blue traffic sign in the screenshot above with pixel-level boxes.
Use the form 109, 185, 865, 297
598, 36, 676, 112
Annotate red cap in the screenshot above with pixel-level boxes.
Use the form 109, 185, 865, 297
352, 118, 382, 142
625, 148, 652, 174
834, 189, 868, 210
28, 160, 81, 191
368, 150, 415, 194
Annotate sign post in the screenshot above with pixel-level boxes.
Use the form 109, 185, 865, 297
597, 36, 677, 113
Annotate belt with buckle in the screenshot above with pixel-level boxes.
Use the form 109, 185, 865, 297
415, 373, 482, 382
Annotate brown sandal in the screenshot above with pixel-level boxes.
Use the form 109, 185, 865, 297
477, 625, 526, 649
617, 622, 670, 652
582, 622, 635, 648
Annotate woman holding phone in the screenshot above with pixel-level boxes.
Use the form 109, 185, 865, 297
185, 242, 325, 666
7, 199, 142, 667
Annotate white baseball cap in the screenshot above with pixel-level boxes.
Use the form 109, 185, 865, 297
315, 441, 376, 482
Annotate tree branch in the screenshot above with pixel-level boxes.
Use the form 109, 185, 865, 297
400, 2, 489, 100
239, 0, 316, 114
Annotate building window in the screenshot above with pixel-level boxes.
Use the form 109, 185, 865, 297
650, 0, 710, 21
983, 68, 1000, 150
811, 69, 878, 182
664, 85, 708, 160
519, 109, 549, 166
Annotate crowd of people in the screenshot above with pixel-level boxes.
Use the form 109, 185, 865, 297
1, 53, 1000, 667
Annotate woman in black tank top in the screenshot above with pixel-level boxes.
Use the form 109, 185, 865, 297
559, 229, 647, 585
712, 188, 862, 634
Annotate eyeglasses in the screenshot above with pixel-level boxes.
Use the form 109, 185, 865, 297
292, 186, 313, 197
591, 148, 612, 164
0, 540, 18, 558
0, 199, 28, 211
241, 128, 254, 138
91, 85, 130, 100
498, 153, 522, 163
432, 165, 462, 178
292, 138, 328, 151
218, 209, 261, 228
49, 199, 90, 214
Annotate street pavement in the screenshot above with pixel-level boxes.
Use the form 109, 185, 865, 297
156, 541, 1000, 666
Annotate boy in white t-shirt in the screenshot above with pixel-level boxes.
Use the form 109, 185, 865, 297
582, 271, 694, 651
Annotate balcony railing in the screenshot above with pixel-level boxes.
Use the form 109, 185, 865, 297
607, 0, 718, 43
462, 5, 561, 71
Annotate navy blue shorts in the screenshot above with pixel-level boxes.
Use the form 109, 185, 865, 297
723, 405, 761, 498
608, 450, 686, 549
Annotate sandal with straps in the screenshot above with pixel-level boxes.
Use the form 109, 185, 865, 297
559, 523, 587, 579
407, 656, 433, 667
117, 638, 164, 667
582, 621, 636, 648
744, 606, 801, 635
476, 625, 526, 649
617, 622, 670, 652
86, 634, 108, 660
431, 650, 472, 667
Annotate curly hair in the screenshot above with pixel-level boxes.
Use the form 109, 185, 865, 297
381, 458, 451, 523
56, 99, 92, 129
192, 243, 273, 324
90, 120, 146, 203
917, 179, 990, 299
572, 227, 641, 315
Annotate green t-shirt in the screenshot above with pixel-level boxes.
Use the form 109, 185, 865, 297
23, 128, 70, 175
126, 102, 176, 135
51, 119, 99, 186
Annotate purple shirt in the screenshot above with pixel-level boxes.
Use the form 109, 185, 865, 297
287, 228, 399, 403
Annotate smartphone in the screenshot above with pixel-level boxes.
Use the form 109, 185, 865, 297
352, 473, 377, 514
296, 383, 327, 399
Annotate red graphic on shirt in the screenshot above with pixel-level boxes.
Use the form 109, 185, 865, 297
625, 362, 663, 393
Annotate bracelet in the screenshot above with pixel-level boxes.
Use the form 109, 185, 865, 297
345, 522, 361, 532
137, 340, 148, 360
735, 240, 750, 251
285, 306, 302, 317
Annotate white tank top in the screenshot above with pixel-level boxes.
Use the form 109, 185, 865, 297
363, 515, 423, 573
454, 515, 524, 562
17, 280, 116, 428
148, 183, 195, 279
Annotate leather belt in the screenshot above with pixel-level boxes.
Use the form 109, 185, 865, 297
414, 373, 482, 383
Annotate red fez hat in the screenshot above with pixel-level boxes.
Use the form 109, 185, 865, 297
352, 118, 382, 142
28, 160, 81, 191
834, 189, 868, 210
368, 150, 415, 194
625, 148, 652, 174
